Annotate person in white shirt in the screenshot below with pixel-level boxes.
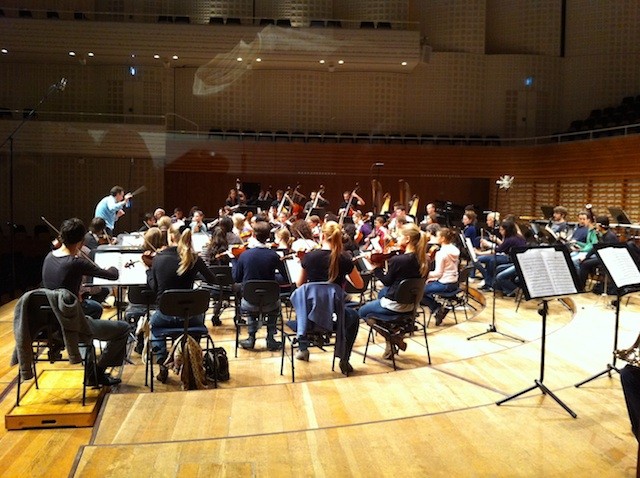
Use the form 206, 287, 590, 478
422, 228, 460, 325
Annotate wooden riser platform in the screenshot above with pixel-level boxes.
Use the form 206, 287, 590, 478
5, 369, 107, 430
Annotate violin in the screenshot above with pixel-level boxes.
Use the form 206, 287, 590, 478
368, 248, 403, 264
141, 250, 156, 267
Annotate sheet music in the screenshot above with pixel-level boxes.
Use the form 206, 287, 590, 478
465, 238, 478, 263
516, 248, 577, 299
192, 232, 210, 253
283, 257, 303, 284
117, 233, 145, 247
597, 247, 640, 289
93, 251, 147, 285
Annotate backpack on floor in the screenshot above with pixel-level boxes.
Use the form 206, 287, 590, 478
204, 347, 230, 382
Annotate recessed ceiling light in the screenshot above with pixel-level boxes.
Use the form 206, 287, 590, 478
87, 52, 94, 57
255, 58, 262, 62
1, 48, 8, 54
172, 55, 178, 60
153, 54, 160, 59
68, 51, 76, 57
236, 57, 243, 62
131, 54, 136, 58
337, 59, 344, 65
401, 61, 407, 66
319, 59, 325, 64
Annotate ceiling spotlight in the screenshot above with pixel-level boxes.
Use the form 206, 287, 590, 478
172, 55, 178, 60
153, 54, 160, 59
68, 51, 76, 57
1, 48, 8, 54
319, 59, 325, 64
255, 58, 262, 62
337, 59, 344, 65
87, 52, 94, 57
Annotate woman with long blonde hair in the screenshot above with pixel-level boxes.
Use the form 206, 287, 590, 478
296, 221, 364, 374
147, 223, 216, 383
358, 223, 429, 358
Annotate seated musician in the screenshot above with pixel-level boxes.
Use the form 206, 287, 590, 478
388, 204, 414, 234
171, 208, 186, 226
425, 203, 444, 226
571, 210, 590, 245
295, 221, 364, 374
225, 188, 243, 208
189, 210, 207, 233
476, 219, 526, 291
550, 206, 569, 235
478, 211, 501, 251
352, 211, 372, 246
571, 213, 599, 268
219, 216, 243, 246
232, 221, 284, 351
139, 212, 157, 232
303, 191, 330, 214
153, 208, 166, 221
42, 218, 130, 386
358, 224, 429, 358
577, 215, 619, 290
422, 228, 460, 325
147, 224, 216, 383
306, 214, 323, 240
338, 190, 365, 216
274, 227, 292, 252
462, 211, 480, 248
270, 189, 290, 211
291, 219, 319, 253
365, 215, 389, 252
204, 226, 230, 267
84, 217, 111, 251
232, 212, 252, 240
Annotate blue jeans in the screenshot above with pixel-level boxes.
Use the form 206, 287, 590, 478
493, 264, 519, 296
476, 254, 510, 287
150, 310, 205, 364
82, 299, 103, 321
422, 281, 458, 313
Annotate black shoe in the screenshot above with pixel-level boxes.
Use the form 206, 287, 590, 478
211, 316, 222, 327
86, 372, 122, 387
267, 339, 283, 351
239, 336, 256, 349
339, 359, 354, 376
156, 365, 169, 383
434, 307, 449, 326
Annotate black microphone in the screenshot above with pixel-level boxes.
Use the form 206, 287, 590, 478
56, 78, 67, 91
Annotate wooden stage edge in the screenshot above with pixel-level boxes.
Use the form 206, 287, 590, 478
5, 370, 107, 430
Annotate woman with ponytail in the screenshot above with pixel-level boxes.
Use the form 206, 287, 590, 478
358, 223, 429, 358
422, 227, 460, 326
296, 221, 364, 374
147, 223, 216, 382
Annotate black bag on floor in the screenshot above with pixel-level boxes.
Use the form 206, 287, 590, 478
204, 347, 230, 382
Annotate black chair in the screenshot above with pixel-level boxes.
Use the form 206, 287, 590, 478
362, 278, 429, 370
426, 266, 472, 326
207, 265, 235, 326
360, 21, 375, 29
174, 16, 190, 23
127, 286, 156, 386
259, 18, 275, 26
345, 273, 372, 310
15, 291, 97, 406
225, 17, 242, 25
282, 282, 344, 382
147, 289, 215, 391
235, 281, 282, 358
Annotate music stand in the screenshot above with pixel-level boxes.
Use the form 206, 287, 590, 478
496, 245, 581, 418
575, 243, 640, 387
540, 205, 555, 220
608, 207, 633, 225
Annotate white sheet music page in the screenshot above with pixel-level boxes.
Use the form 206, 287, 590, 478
465, 238, 478, 263
597, 247, 640, 289
517, 248, 577, 299
93, 251, 147, 285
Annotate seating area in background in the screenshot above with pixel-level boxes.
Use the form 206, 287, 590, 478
563, 93, 640, 140
207, 128, 502, 146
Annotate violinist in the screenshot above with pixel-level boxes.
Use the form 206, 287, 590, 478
84, 217, 111, 251
219, 216, 243, 246
139, 212, 157, 232
205, 226, 231, 266
462, 211, 480, 249
232, 212, 253, 240
274, 227, 292, 253
171, 208, 186, 227
291, 220, 318, 254
422, 228, 460, 325
358, 223, 429, 359
189, 210, 207, 233
147, 224, 217, 383
365, 215, 389, 252
306, 215, 322, 241
295, 221, 364, 374
42, 217, 130, 386
94, 185, 133, 236
352, 211, 372, 245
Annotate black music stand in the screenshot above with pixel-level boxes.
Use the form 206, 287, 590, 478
575, 243, 640, 387
496, 245, 581, 418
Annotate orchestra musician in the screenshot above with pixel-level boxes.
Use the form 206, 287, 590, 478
462, 211, 480, 248
572, 210, 590, 245
94, 185, 133, 236
296, 221, 364, 374
290, 220, 319, 254
147, 224, 217, 383
577, 215, 619, 289
476, 219, 526, 291
233, 221, 284, 352
338, 190, 365, 217
352, 211, 372, 245
303, 190, 330, 214
42, 217, 130, 386
225, 188, 245, 208
139, 212, 157, 232
358, 223, 429, 359
84, 217, 111, 250
153, 208, 166, 221
365, 215, 389, 252
189, 210, 207, 233
550, 206, 569, 234
171, 208, 186, 226
422, 228, 460, 326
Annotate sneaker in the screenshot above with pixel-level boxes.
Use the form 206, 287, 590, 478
156, 365, 169, 383
295, 349, 310, 361
239, 336, 256, 349
266, 339, 283, 351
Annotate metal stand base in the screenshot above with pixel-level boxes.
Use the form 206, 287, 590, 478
497, 379, 577, 418
467, 323, 525, 342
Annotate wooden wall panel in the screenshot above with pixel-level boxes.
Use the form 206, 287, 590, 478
164, 135, 640, 220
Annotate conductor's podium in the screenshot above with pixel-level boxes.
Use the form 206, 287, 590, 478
5, 369, 107, 430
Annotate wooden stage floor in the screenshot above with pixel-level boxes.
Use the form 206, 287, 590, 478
0, 287, 638, 477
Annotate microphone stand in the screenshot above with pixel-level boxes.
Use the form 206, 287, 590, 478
468, 176, 524, 342
0, 80, 65, 295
